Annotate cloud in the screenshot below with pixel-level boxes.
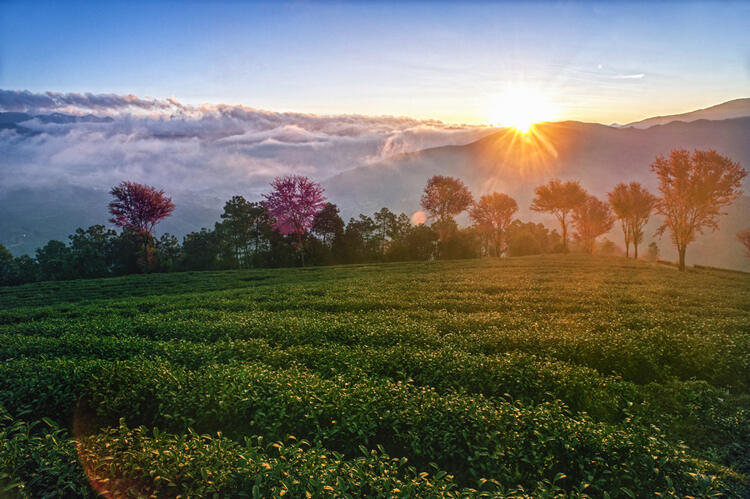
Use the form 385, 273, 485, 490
0, 89, 181, 113
613, 73, 645, 80
0, 90, 494, 213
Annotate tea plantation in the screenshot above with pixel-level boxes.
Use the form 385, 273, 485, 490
1, 255, 749, 497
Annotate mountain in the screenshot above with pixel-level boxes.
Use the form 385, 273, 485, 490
1, 108, 749, 271
625, 98, 750, 129
325, 118, 750, 271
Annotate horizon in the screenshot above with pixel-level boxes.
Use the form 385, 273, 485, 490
2, 88, 748, 128
2, 1, 749, 125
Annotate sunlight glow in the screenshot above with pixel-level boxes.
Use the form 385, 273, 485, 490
485, 87, 558, 133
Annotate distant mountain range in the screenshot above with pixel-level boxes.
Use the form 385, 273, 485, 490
0, 112, 114, 135
624, 98, 750, 128
324, 117, 750, 271
1, 99, 749, 270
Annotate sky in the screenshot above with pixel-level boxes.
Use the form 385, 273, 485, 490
1, 0, 749, 125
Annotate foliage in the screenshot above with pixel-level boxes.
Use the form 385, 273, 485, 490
647, 242, 659, 261
108, 181, 176, 236
530, 179, 588, 252
0, 256, 748, 497
572, 195, 615, 254
506, 221, 562, 256
264, 176, 325, 236
737, 228, 750, 258
651, 149, 746, 270
108, 181, 175, 272
311, 202, 345, 245
420, 175, 473, 225
469, 192, 518, 256
608, 183, 656, 258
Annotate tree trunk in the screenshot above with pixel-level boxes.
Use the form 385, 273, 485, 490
633, 243, 638, 259
298, 232, 304, 267
625, 242, 630, 258
142, 234, 149, 274
678, 245, 686, 271
561, 218, 568, 253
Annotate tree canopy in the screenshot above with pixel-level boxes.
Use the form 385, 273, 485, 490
651, 149, 746, 270
530, 179, 588, 252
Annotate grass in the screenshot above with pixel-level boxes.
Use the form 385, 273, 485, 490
1, 254, 749, 497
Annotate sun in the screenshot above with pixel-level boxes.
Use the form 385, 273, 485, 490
486, 86, 558, 133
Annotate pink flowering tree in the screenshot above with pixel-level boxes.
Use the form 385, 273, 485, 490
109, 181, 175, 271
263, 175, 326, 265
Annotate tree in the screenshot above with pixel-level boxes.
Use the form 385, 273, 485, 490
469, 193, 518, 256
68, 225, 117, 278
647, 242, 659, 261
263, 175, 326, 265
312, 203, 345, 245
109, 181, 175, 272
420, 175, 473, 224
0, 244, 14, 285
36, 240, 74, 281
215, 196, 255, 268
155, 233, 181, 272
572, 195, 615, 254
506, 221, 562, 256
608, 184, 633, 257
340, 215, 379, 263
12, 255, 39, 285
373, 207, 398, 256
181, 229, 219, 270
530, 179, 588, 252
738, 228, 750, 257
109, 228, 142, 276
608, 183, 656, 258
651, 149, 746, 271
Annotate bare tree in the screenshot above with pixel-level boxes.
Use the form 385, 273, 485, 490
651, 149, 746, 271
530, 179, 588, 252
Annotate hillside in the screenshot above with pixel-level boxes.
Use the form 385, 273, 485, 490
1, 106, 749, 271
325, 118, 750, 271
625, 98, 750, 129
1, 255, 749, 496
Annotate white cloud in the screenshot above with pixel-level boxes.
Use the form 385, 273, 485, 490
0, 90, 494, 206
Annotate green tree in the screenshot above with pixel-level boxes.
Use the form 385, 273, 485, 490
181, 229, 219, 270
35, 240, 75, 281
0, 244, 14, 285
155, 233, 181, 272
312, 203, 345, 246
68, 225, 117, 278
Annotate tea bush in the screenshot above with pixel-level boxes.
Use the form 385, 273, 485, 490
0, 255, 748, 496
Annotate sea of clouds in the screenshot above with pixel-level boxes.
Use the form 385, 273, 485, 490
0, 90, 494, 204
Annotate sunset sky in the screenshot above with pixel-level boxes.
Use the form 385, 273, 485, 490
1, 0, 749, 125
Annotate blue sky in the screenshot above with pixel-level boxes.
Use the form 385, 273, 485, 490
1, 0, 749, 124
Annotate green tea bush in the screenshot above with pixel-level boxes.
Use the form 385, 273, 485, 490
0, 255, 748, 496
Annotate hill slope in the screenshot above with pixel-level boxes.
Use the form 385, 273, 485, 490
0, 256, 749, 496
325, 118, 750, 271
626, 98, 750, 128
